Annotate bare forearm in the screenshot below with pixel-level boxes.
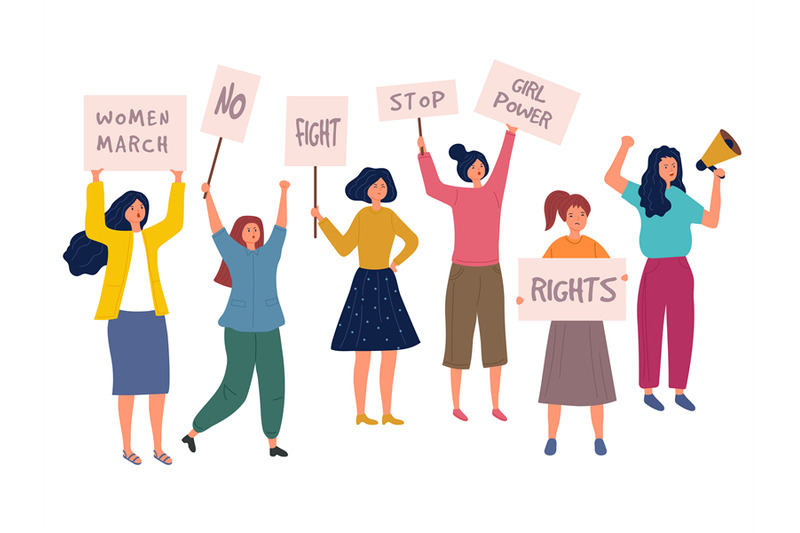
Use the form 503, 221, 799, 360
205, 193, 223, 234
605, 138, 633, 194
702, 176, 722, 228
276, 188, 288, 228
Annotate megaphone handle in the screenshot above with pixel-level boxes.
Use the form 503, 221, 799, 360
708, 165, 725, 179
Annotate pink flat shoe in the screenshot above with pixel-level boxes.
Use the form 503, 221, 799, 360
453, 409, 468, 421
492, 409, 507, 421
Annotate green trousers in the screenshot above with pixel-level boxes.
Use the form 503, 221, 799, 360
192, 328, 285, 439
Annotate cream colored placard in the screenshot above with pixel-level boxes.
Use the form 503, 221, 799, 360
285, 96, 348, 166
84, 95, 186, 171
475, 60, 579, 145
200, 65, 261, 142
518, 258, 626, 321
376, 80, 458, 121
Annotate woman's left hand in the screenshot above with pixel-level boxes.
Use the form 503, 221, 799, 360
170, 169, 183, 183
280, 180, 290, 190
713, 168, 726, 179
622, 274, 628, 281
506, 124, 518, 134
390, 262, 398, 273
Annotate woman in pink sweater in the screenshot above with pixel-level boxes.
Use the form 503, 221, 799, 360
417, 124, 517, 422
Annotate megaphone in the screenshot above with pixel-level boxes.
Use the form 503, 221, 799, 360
696, 129, 741, 177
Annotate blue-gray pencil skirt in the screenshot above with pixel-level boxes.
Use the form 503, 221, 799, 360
107, 310, 170, 395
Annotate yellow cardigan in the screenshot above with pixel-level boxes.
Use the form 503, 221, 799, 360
85, 181, 185, 320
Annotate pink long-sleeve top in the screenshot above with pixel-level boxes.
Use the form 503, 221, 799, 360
417, 130, 516, 266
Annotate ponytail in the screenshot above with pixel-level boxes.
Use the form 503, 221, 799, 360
543, 190, 591, 230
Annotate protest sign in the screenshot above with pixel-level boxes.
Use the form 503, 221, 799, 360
200, 65, 261, 143
285, 96, 348, 237
475, 60, 579, 145
518, 258, 626, 321
84, 95, 186, 171
376, 80, 458, 121
285, 96, 348, 167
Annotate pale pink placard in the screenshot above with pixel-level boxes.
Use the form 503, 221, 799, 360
84, 95, 186, 171
200, 65, 261, 142
517, 258, 626, 321
285, 96, 348, 166
376, 80, 458, 121
475, 61, 580, 145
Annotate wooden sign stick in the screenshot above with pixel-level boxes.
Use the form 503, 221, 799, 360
203, 137, 223, 199
313, 165, 318, 238
418, 117, 424, 154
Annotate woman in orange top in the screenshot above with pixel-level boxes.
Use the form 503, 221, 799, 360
518, 190, 624, 456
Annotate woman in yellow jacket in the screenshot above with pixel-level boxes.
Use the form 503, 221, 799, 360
64, 168, 185, 465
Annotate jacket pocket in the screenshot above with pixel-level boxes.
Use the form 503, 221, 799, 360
230, 299, 247, 308
265, 298, 279, 307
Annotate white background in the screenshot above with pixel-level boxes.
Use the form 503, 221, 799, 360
3, 1, 797, 532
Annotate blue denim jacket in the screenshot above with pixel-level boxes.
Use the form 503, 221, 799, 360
213, 226, 286, 332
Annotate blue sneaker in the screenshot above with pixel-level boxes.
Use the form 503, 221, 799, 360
594, 438, 607, 455
544, 438, 557, 456
644, 393, 664, 411
675, 393, 696, 411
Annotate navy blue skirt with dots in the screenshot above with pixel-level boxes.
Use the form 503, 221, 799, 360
331, 268, 420, 352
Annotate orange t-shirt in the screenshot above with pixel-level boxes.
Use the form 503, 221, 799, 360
543, 235, 610, 259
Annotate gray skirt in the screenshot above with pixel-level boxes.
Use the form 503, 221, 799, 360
107, 310, 169, 395
538, 321, 616, 406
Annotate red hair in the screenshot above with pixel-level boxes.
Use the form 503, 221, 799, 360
214, 216, 265, 287
544, 190, 591, 230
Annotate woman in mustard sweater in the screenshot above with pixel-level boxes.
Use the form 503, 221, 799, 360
63, 168, 185, 465
311, 167, 419, 425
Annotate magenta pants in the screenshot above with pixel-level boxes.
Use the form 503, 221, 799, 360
637, 256, 694, 389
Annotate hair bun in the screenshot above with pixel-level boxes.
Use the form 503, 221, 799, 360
449, 143, 467, 161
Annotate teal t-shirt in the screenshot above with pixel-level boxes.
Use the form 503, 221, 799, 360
622, 181, 704, 258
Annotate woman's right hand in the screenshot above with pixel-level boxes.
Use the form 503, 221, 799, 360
417, 136, 426, 153
201, 183, 210, 194
310, 206, 323, 221
621, 136, 634, 148
516, 296, 524, 305
91, 168, 103, 182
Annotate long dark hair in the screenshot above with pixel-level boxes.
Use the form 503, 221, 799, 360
544, 190, 591, 230
345, 167, 397, 203
214, 215, 265, 288
449, 144, 489, 183
638, 146, 686, 218
63, 191, 150, 276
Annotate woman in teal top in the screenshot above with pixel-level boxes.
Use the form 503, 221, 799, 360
183, 180, 291, 458
605, 136, 724, 412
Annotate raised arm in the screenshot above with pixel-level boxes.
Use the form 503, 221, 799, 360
85, 168, 114, 244
485, 124, 518, 197
145, 170, 185, 244
701, 168, 724, 228
201, 182, 223, 234
276, 180, 290, 228
417, 136, 458, 205
605, 136, 633, 195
